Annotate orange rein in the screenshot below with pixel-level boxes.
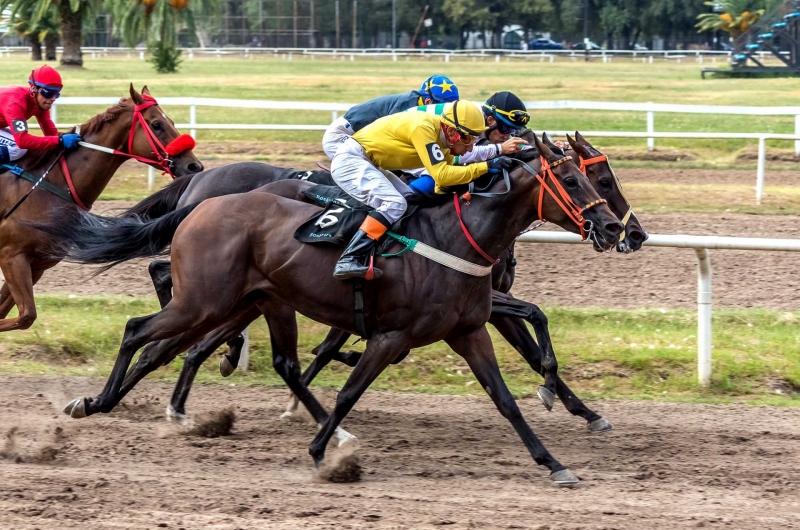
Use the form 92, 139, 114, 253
533, 155, 607, 240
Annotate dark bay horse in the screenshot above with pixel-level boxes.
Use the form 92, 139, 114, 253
125, 131, 645, 432
0, 85, 202, 332
41, 134, 623, 483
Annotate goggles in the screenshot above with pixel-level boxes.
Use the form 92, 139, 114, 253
38, 87, 61, 100
485, 105, 529, 132
456, 132, 476, 144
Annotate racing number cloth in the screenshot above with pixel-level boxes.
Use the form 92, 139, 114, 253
351, 111, 488, 193
0, 86, 60, 151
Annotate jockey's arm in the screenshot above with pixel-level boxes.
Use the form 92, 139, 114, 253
410, 126, 488, 190
1, 100, 59, 151
454, 143, 500, 165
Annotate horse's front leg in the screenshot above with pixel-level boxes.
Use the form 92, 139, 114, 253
446, 325, 577, 485
0, 256, 40, 331
0, 282, 17, 319
309, 331, 407, 470
148, 260, 173, 308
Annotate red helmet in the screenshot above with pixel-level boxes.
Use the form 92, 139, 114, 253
28, 65, 63, 90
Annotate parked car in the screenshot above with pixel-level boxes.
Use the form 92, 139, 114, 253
633, 44, 648, 51
571, 41, 605, 51
529, 38, 564, 50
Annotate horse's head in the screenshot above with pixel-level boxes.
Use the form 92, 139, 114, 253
566, 132, 648, 253
128, 84, 204, 177
521, 132, 623, 251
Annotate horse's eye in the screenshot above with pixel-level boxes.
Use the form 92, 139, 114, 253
151, 121, 163, 131
564, 176, 578, 188
599, 177, 612, 189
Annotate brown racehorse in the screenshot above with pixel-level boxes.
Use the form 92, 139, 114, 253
0, 85, 202, 332
43, 134, 622, 484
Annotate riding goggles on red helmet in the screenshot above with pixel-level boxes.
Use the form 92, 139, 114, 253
37, 87, 61, 100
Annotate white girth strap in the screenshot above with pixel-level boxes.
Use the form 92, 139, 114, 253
407, 240, 494, 277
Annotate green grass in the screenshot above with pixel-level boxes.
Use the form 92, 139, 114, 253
2, 56, 800, 157
2, 295, 798, 406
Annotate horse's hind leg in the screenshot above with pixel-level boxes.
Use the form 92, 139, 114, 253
148, 260, 173, 308
169, 307, 261, 420
446, 326, 577, 485
0, 256, 38, 331
0, 283, 16, 319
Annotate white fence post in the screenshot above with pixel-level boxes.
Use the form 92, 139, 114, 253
147, 166, 155, 192
756, 136, 766, 204
331, 110, 338, 123
50, 102, 57, 126
646, 103, 655, 151
189, 97, 197, 140
238, 327, 250, 372
795, 115, 800, 156
695, 248, 712, 387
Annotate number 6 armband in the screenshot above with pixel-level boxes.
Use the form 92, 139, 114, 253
424, 142, 445, 165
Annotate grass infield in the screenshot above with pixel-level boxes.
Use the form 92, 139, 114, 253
0, 295, 797, 406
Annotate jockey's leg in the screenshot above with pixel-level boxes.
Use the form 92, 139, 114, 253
0, 128, 26, 163
322, 116, 355, 160
330, 138, 406, 280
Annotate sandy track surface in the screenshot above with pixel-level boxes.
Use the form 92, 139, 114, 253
0, 375, 798, 529
13, 200, 800, 310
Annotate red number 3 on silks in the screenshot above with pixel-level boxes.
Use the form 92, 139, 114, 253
11, 119, 28, 133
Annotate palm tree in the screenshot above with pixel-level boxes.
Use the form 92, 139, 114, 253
695, 0, 772, 39
1, 0, 59, 61
112, 0, 218, 73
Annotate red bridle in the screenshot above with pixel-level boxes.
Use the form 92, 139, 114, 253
60, 94, 196, 211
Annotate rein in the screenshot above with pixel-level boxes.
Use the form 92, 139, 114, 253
59, 95, 196, 211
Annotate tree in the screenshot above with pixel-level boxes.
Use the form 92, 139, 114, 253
111, 0, 218, 73
1, 0, 59, 60
695, 0, 766, 39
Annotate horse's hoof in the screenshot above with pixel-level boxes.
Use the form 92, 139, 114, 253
63, 397, 87, 419
279, 410, 295, 420
219, 355, 235, 377
588, 417, 614, 433
333, 427, 359, 448
537, 386, 555, 412
166, 404, 191, 425
550, 469, 579, 485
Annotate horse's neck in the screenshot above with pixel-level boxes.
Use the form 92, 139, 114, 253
61, 114, 133, 207
407, 169, 539, 266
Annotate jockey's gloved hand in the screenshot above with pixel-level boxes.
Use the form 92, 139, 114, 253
486, 156, 513, 174
59, 133, 81, 150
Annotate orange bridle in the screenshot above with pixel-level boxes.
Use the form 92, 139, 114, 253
529, 155, 607, 240
578, 153, 633, 242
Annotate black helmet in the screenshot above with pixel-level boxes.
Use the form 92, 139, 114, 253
482, 91, 530, 133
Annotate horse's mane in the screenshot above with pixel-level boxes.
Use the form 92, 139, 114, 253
9, 98, 133, 175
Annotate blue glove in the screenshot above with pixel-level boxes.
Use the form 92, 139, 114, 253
408, 174, 435, 195
59, 133, 81, 150
486, 156, 513, 175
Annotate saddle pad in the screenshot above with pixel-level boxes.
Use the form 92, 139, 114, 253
281, 168, 337, 186
294, 185, 370, 246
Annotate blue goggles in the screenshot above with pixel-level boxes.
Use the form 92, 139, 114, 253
38, 87, 61, 100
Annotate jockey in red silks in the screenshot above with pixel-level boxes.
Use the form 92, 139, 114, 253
0, 65, 82, 165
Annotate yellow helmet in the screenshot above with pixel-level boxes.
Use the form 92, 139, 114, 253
441, 101, 487, 137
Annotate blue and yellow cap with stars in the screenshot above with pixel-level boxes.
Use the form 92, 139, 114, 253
419, 75, 459, 104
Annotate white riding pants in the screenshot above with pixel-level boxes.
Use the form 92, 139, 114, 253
331, 137, 409, 224
322, 116, 355, 160
0, 128, 26, 163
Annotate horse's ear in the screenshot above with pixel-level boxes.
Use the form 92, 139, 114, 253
517, 128, 535, 143
542, 132, 565, 156
575, 131, 596, 150
566, 133, 590, 158
129, 83, 144, 105
141, 85, 151, 96
532, 132, 558, 162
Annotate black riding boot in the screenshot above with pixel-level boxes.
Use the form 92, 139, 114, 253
333, 213, 390, 280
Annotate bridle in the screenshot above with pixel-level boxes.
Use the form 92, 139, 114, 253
61, 94, 196, 211
453, 153, 608, 264
579, 153, 634, 243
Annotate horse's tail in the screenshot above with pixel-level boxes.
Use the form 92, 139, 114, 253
31, 203, 199, 272
120, 175, 194, 220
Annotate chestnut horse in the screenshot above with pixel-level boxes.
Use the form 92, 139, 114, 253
42, 134, 623, 483
0, 85, 202, 332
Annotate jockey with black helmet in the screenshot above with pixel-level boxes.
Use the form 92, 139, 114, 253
0, 65, 82, 165
322, 75, 460, 159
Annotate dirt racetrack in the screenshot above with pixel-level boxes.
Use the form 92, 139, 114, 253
21, 201, 800, 311
1, 375, 799, 529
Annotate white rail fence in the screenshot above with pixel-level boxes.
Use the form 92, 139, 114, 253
517, 232, 800, 387
39, 97, 800, 202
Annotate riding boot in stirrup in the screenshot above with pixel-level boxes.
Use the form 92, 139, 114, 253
333, 213, 390, 280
